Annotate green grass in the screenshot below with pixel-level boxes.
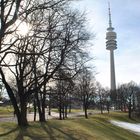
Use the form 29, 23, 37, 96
0, 112, 140, 140
69, 109, 83, 113
51, 108, 85, 113
0, 106, 14, 117
51, 108, 59, 113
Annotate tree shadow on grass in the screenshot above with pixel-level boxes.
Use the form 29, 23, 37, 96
0, 125, 46, 140
14, 128, 24, 140
41, 123, 56, 140
41, 122, 79, 140
0, 127, 18, 137
0, 121, 93, 140
0, 126, 28, 140
130, 117, 140, 123
14, 126, 46, 140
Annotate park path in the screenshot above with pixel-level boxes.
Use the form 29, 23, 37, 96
0, 111, 86, 122
0, 109, 105, 122
0, 112, 57, 122
110, 120, 140, 136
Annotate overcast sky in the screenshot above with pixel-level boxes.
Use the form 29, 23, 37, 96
73, 0, 140, 88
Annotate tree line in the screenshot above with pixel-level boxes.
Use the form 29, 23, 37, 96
0, 0, 93, 126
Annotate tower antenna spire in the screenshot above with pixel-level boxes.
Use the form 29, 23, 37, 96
108, 2, 112, 28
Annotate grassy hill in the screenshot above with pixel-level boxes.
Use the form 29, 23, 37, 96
0, 112, 140, 140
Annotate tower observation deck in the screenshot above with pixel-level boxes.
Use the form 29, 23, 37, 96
106, 3, 117, 90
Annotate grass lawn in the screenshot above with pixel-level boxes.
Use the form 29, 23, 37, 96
51, 108, 82, 113
0, 106, 14, 118
0, 112, 140, 140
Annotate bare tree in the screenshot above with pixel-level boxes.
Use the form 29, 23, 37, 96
30, 3, 91, 121
0, 0, 92, 126
95, 82, 104, 114
75, 67, 96, 118
55, 69, 74, 120
0, 0, 74, 126
116, 81, 139, 118
125, 81, 139, 119
117, 84, 128, 112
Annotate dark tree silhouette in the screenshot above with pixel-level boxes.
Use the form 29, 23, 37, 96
0, 0, 92, 126
75, 67, 96, 118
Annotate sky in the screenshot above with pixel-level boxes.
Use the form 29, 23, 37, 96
72, 0, 140, 88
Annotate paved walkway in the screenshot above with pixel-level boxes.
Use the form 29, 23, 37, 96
110, 120, 140, 136
0, 111, 86, 122
0, 116, 17, 122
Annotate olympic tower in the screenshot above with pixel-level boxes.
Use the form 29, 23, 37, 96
106, 3, 117, 90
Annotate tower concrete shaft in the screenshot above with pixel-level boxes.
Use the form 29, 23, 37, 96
106, 3, 117, 90
110, 50, 116, 90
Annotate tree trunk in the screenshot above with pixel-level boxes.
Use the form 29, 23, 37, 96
132, 94, 135, 111
107, 102, 110, 114
69, 97, 72, 113
48, 95, 51, 115
41, 93, 46, 122
128, 99, 132, 119
124, 103, 127, 112
35, 93, 42, 121
20, 98, 28, 126
84, 104, 88, 119
48, 105, 51, 116
59, 94, 62, 120
59, 106, 62, 120
100, 101, 103, 114
40, 112, 46, 122
34, 99, 37, 121
0, 68, 28, 127
99, 95, 103, 114
65, 105, 68, 118
35, 95, 46, 122
120, 101, 123, 112
83, 98, 88, 119
62, 102, 65, 120
64, 96, 68, 118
